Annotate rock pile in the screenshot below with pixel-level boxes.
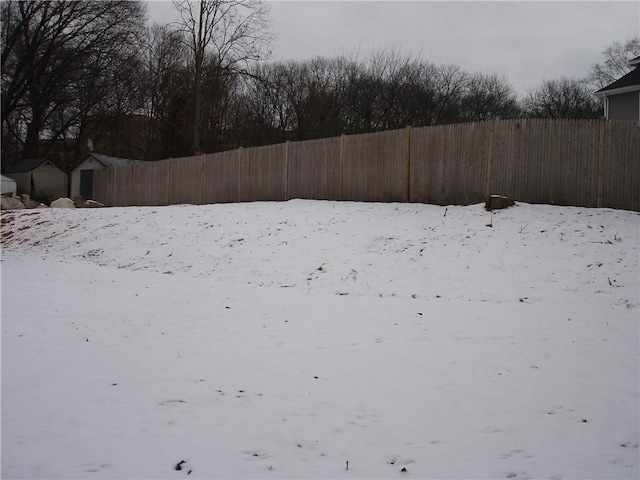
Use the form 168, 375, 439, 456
0, 194, 105, 210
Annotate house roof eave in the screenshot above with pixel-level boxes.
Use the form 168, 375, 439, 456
595, 67, 640, 95
73, 153, 140, 170
4, 157, 51, 174
594, 84, 640, 98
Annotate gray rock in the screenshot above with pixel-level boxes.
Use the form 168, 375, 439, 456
24, 198, 47, 209
50, 197, 76, 209
1, 195, 26, 210
485, 195, 515, 211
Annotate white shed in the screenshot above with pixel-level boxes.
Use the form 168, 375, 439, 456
70, 153, 139, 200
1, 175, 17, 196
4, 158, 68, 201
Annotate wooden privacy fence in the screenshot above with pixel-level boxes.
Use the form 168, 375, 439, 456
93, 118, 640, 211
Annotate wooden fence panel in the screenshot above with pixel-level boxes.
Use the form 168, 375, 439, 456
458, 121, 491, 205
288, 136, 341, 200
601, 120, 640, 210
114, 164, 139, 206
138, 160, 170, 206
202, 150, 239, 204
341, 129, 407, 202
93, 167, 114, 206
488, 120, 516, 202
169, 156, 202, 205
240, 143, 287, 202
562, 119, 600, 207
411, 122, 490, 205
91, 119, 639, 211
446, 122, 487, 205
410, 125, 445, 205
486, 119, 602, 207
536, 119, 560, 205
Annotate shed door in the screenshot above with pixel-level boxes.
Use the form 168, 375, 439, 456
80, 169, 94, 199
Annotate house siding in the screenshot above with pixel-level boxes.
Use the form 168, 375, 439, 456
1, 175, 18, 196
5, 172, 31, 195
608, 91, 640, 120
32, 163, 68, 200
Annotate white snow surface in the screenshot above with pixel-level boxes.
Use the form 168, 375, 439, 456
1, 200, 638, 480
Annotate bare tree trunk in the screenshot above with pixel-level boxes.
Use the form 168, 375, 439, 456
193, 59, 202, 154
23, 115, 43, 159
192, 2, 205, 155
172, 0, 272, 155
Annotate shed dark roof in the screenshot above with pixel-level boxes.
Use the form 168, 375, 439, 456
82, 153, 140, 168
4, 157, 60, 174
595, 65, 640, 95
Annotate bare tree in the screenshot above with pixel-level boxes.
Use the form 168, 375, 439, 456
1, 0, 146, 163
588, 37, 640, 89
140, 24, 189, 159
229, 62, 296, 146
522, 77, 602, 119
461, 73, 520, 122
224, 51, 523, 146
172, 0, 271, 154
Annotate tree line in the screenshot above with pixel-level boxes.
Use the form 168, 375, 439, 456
1, 0, 638, 170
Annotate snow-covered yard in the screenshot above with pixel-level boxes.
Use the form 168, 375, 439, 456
1, 200, 638, 479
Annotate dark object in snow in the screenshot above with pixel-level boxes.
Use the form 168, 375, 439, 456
175, 460, 186, 470
485, 195, 515, 211
401, 467, 407, 472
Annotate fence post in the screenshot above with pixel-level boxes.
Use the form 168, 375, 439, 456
113, 167, 117, 207
237, 146, 244, 203
199, 153, 206, 205
137, 164, 142, 206
405, 125, 412, 203
596, 118, 606, 208
484, 119, 497, 198
339, 133, 345, 201
285, 140, 290, 200
166, 159, 171, 205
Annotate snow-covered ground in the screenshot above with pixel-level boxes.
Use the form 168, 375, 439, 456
1, 200, 638, 480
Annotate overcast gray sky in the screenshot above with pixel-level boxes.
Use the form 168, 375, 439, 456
147, 1, 640, 95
